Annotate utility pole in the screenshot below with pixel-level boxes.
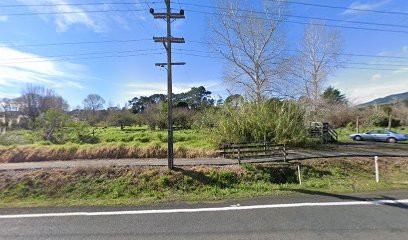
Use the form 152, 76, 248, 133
150, 1, 185, 170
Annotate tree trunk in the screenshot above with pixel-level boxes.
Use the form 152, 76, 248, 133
388, 115, 392, 130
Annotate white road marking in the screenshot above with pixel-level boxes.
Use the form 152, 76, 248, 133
1, 199, 407, 219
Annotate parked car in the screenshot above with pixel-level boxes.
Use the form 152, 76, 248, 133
350, 130, 408, 143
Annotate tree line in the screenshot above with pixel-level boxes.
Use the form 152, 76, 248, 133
1, 0, 408, 145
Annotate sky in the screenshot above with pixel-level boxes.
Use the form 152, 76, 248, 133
0, 0, 408, 108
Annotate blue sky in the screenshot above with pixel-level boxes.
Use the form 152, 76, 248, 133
0, 0, 407, 108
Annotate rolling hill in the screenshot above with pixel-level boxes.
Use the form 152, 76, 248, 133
358, 92, 408, 107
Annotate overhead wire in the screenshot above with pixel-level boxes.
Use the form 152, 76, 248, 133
0, 2, 158, 8
0, 52, 163, 65
0, 48, 162, 61
172, 51, 407, 72
0, 8, 150, 16
0, 1, 407, 71
187, 9, 408, 35
178, 2, 408, 29
276, 0, 408, 17
187, 40, 408, 60
0, 39, 151, 48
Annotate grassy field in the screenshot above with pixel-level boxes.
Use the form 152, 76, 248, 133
0, 157, 407, 208
0, 126, 214, 148
1, 126, 407, 163
0, 127, 217, 163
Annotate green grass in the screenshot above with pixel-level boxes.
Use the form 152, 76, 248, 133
1, 158, 407, 208
0, 126, 215, 149
87, 126, 215, 149
0, 127, 218, 162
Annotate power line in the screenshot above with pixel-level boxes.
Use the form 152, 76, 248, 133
188, 9, 408, 35
4, 38, 406, 61
0, 52, 163, 65
278, 0, 408, 17
0, 48, 162, 61
122, 3, 154, 37
144, 1, 162, 34
180, 2, 408, 29
2, 38, 407, 62
0, 2, 158, 8
173, 48, 408, 68
187, 40, 408, 60
2, 45, 406, 68
1, 8, 149, 16
0, 38, 151, 48
2, 1, 406, 17
172, 51, 407, 72
3, 2, 408, 31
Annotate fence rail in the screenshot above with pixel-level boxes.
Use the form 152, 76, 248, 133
220, 142, 287, 164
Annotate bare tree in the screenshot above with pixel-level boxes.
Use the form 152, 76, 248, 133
209, 0, 288, 103
82, 94, 105, 114
294, 21, 342, 116
18, 85, 69, 124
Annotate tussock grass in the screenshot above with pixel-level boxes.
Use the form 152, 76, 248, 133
0, 143, 218, 163
0, 127, 218, 163
0, 157, 407, 208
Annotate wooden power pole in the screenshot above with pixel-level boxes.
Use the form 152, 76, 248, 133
150, 1, 185, 169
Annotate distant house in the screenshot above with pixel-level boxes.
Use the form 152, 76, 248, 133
0, 112, 28, 133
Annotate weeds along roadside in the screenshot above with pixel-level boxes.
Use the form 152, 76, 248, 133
0, 157, 407, 208
0, 142, 219, 163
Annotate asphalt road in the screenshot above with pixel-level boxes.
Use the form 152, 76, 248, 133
1, 191, 407, 240
1, 142, 408, 170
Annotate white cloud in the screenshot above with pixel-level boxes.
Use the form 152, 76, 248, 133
0, 16, 8, 22
371, 73, 382, 81
347, 82, 408, 105
125, 82, 193, 97
17, 0, 103, 32
392, 67, 408, 74
0, 46, 86, 89
16, 0, 148, 32
342, 0, 391, 15
0, 92, 19, 99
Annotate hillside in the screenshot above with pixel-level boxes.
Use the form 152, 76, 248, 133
358, 92, 408, 107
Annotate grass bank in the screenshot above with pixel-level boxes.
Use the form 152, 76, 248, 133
1, 157, 407, 208
0, 127, 217, 163
0, 142, 218, 163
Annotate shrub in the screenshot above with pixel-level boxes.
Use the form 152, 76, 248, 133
196, 100, 310, 145
346, 122, 355, 131
34, 110, 99, 144
0, 131, 34, 146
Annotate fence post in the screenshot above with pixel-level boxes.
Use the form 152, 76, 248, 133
375, 156, 379, 183
283, 144, 287, 162
264, 142, 267, 156
297, 164, 302, 185
237, 146, 241, 165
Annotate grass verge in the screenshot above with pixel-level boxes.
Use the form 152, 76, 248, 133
0, 157, 407, 208
0, 142, 218, 163
0, 127, 218, 163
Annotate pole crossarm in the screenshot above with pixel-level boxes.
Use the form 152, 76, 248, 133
153, 37, 185, 43
152, 13, 185, 19
155, 62, 186, 67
